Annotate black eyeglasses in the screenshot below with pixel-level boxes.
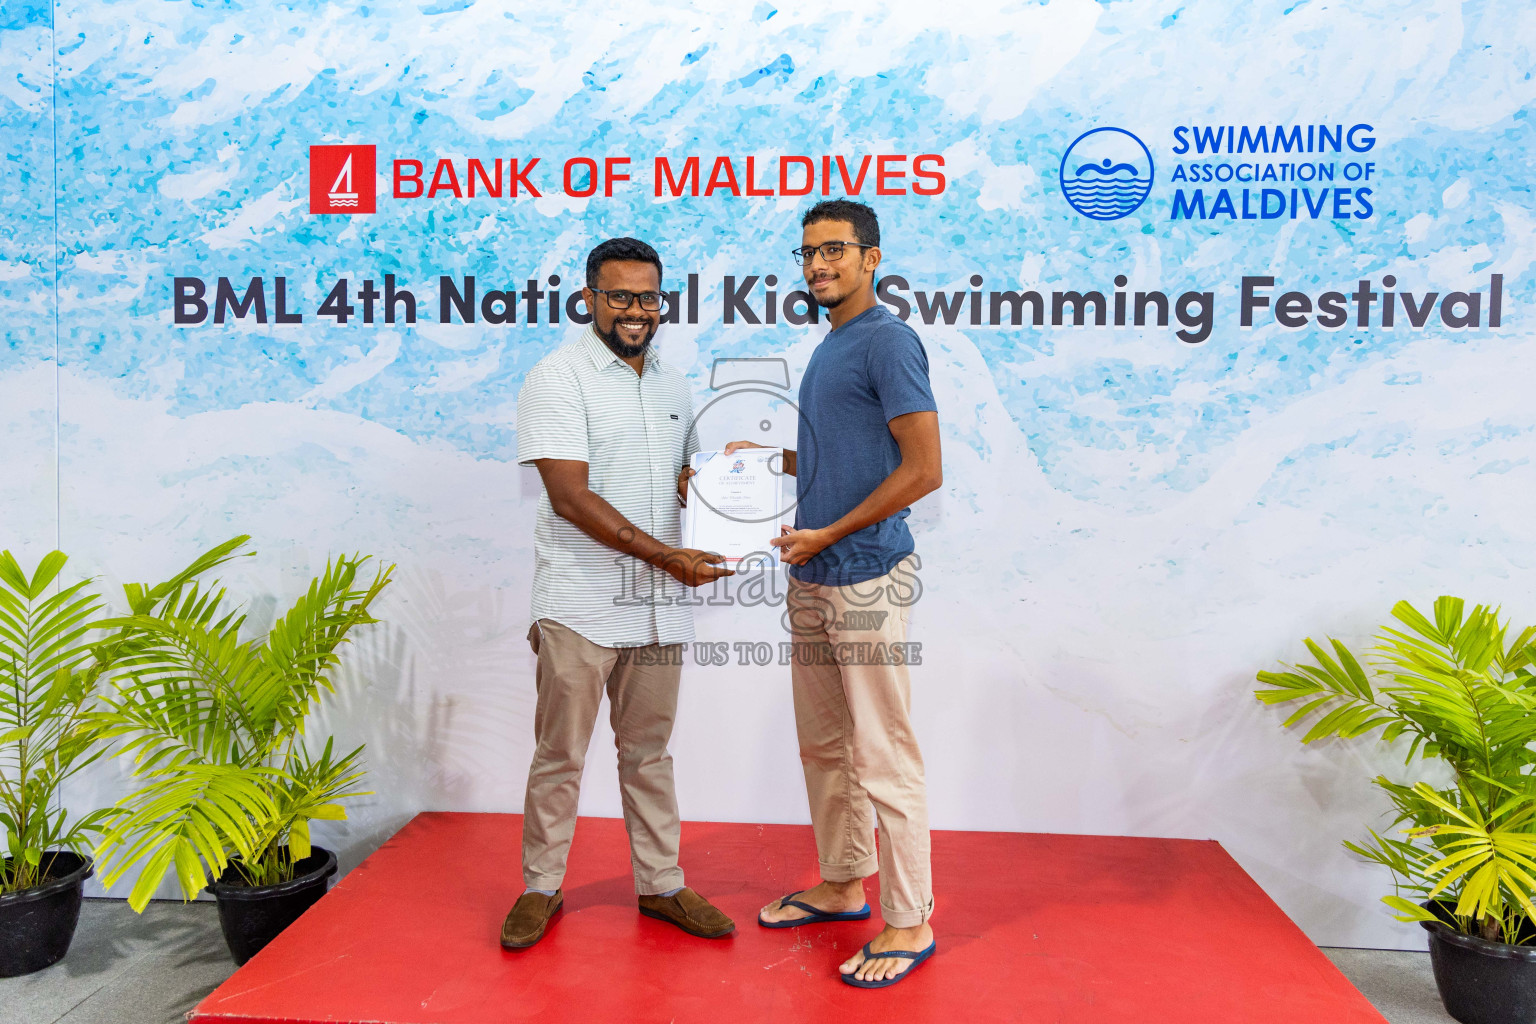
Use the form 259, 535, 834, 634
790, 241, 873, 265
590, 288, 663, 311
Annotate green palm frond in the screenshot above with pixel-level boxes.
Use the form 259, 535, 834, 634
96, 763, 284, 910
95, 541, 392, 907
93, 537, 252, 673
1257, 596, 1536, 944
102, 614, 266, 768
241, 738, 371, 885
248, 556, 388, 736
1406, 783, 1536, 926
119, 537, 252, 619
0, 551, 114, 893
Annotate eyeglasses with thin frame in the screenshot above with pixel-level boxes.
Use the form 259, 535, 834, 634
590, 288, 664, 311
791, 241, 873, 266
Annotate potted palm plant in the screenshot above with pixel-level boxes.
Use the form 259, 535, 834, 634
0, 550, 114, 976
1256, 596, 1536, 1024
95, 538, 391, 964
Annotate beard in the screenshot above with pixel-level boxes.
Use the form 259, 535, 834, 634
595, 318, 656, 359
808, 275, 854, 309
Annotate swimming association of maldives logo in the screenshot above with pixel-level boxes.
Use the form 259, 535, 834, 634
309, 145, 376, 214
731, 458, 746, 474
1059, 128, 1154, 220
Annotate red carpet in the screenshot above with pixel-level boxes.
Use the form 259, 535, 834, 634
190, 812, 1384, 1023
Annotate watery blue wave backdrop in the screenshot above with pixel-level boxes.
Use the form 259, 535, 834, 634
2, 0, 1534, 948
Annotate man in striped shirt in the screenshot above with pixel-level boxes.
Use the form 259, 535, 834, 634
500, 237, 736, 950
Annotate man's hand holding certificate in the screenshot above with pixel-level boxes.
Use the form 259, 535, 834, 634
682, 448, 789, 564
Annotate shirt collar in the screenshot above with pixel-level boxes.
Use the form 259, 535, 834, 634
829, 303, 883, 336
581, 327, 661, 373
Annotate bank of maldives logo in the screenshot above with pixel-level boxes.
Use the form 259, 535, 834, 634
1059, 128, 1154, 220
309, 145, 376, 214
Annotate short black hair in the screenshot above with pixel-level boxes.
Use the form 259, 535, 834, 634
801, 199, 880, 247
585, 237, 663, 288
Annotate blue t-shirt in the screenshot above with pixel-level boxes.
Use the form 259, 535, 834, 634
792, 304, 938, 586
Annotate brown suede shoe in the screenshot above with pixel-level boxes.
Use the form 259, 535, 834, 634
638, 887, 735, 938
500, 890, 563, 949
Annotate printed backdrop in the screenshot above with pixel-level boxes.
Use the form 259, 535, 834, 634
3, 0, 1534, 948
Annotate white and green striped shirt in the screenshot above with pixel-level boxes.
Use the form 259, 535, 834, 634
515, 328, 699, 648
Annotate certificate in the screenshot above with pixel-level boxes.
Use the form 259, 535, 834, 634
682, 448, 789, 564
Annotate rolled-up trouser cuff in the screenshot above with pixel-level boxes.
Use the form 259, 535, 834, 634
880, 896, 935, 929
635, 868, 685, 896
524, 873, 565, 891
819, 852, 879, 883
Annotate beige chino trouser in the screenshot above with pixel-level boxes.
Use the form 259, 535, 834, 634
786, 555, 934, 928
521, 619, 686, 895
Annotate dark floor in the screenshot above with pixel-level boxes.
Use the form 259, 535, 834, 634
1, 900, 235, 1024
1323, 947, 1455, 1024
0, 899, 1453, 1024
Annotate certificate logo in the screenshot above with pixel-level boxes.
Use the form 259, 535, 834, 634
1059, 128, 1154, 221
731, 459, 746, 474
309, 145, 377, 215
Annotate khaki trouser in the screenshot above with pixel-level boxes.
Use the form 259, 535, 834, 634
785, 555, 934, 928
521, 619, 685, 895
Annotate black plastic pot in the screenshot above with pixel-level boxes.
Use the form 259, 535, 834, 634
1422, 901, 1536, 1024
0, 852, 93, 977
207, 846, 337, 965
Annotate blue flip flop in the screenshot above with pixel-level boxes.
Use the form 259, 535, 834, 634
757, 890, 872, 928
840, 940, 937, 988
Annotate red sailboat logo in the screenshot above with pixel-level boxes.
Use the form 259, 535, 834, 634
309, 145, 377, 214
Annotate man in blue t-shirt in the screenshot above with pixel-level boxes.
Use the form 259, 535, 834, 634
727, 200, 943, 989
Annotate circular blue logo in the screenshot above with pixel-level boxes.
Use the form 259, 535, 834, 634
1059, 127, 1154, 220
